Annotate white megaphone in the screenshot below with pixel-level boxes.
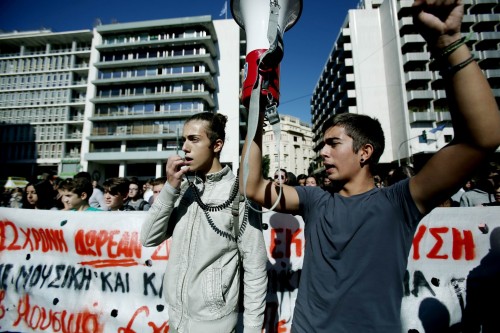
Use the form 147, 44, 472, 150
231, 0, 302, 109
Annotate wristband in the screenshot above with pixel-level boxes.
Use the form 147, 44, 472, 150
439, 55, 475, 79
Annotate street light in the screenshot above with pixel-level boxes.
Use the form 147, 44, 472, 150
397, 131, 428, 167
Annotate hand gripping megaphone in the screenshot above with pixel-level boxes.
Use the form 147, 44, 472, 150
231, 0, 302, 110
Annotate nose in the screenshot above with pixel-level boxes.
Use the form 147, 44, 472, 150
181, 141, 189, 153
320, 145, 328, 158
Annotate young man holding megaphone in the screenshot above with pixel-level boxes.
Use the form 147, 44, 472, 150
240, 0, 500, 332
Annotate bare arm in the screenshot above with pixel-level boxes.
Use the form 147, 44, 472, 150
239, 112, 300, 213
410, 0, 500, 214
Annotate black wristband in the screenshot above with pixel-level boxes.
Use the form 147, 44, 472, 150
439, 56, 475, 79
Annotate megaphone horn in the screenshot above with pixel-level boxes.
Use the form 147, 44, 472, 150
231, 0, 302, 109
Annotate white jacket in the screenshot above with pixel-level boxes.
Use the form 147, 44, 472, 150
140, 166, 268, 333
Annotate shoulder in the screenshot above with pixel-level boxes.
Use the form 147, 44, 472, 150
295, 185, 330, 207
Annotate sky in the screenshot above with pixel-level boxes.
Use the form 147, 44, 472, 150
0, 0, 361, 123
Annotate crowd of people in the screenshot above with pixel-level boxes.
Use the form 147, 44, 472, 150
0, 171, 168, 211
3, 161, 498, 211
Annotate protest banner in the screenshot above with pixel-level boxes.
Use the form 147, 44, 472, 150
0, 207, 498, 332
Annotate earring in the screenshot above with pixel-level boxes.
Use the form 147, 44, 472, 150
360, 159, 365, 163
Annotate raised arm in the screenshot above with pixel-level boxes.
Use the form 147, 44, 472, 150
239, 112, 300, 212
410, 0, 500, 214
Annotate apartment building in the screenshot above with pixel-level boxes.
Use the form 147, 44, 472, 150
84, 16, 242, 181
0, 16, 243, 182
0, 29, 92, 178
262, 113, 314, 178
310, 0, 499, 174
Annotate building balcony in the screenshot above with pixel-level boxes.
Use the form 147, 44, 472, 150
485, 69, 500, 77
396, 0, 413, 18
405, 71, 433, 84
472, 14, 500, 32
90, 109, 200, 121
409, 111, 437, 123
401, 34, 426, 48
403, 52, 430, 70
407, 90, 434, 103
460, 14, 476, 31
67, 132, 82, 139
94, 54, 216, 74
91, 90, 214, 107
93, 72, 216, 90
436, 112, 452, 122
96, 35, 217, 57
84, 150, 173, 162
476, 31, 500, 49
470, 0, 498, 14
89, 124, 181, 140
434, 89, 447, 101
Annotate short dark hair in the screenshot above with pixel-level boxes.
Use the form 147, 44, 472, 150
60, 177, 93, 198
103, 177, 130, 196
152, 177, 168, 186
324, 113, 385, 166
74, 171, 92, 181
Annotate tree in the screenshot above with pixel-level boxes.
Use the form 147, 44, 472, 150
262, 155, 270, 179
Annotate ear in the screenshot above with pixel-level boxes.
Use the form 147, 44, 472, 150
81, 192, 88, 200
213, 138, 224, 153
359, 143, 374, 165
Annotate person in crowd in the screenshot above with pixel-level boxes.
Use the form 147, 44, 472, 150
54, 178, 72, 210
451, 178, 474, 203
287, 171, 298, 186
126, 177, 151, 211
305, 175, 318, 187
482, 175, 500, 207
321, 176, 332, 189
273, 169, 289, 186
140, 112, 268, 333
102, 177, 135, 211
296, 174, 307, 186
58, 177, 102, 211
21, 183, 37, 209
75, 172, 108, 210
143, 178, 154, 203
21, 181, 57, 210
239, 1, 500, 331
460, 164, 496, 206
149, 176, 167, 205
1, 187, 11, 207
9, 187, 24, 208
386, 165, 416, 187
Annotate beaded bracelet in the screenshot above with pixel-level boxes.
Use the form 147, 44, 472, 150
439, 55, 475, 79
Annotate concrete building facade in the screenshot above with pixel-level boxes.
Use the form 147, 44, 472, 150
263, 114, 314, 179
310, 0, 499, 175
0, 29, 92, 178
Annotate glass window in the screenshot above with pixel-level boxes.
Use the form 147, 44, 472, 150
169, 102, 181, 111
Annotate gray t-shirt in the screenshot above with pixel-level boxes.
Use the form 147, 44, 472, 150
293, 179, 422, 333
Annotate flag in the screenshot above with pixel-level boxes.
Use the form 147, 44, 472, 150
219, 1, 227, 17
429, 124, 446, 133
